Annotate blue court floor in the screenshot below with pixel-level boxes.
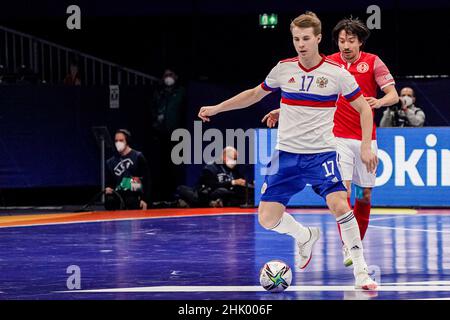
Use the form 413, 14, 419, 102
0, 210, 450, 300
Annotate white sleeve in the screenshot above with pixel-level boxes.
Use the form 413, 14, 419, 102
374, 56, 396, 90
261, 62, 281, 92
338, 67, 362, 102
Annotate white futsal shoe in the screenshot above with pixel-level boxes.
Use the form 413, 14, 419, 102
342, 244, 353, 267
354, 268, 378, 290
297, 227, 320, 269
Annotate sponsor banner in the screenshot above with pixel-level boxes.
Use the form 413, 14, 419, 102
254, 128, 450, 207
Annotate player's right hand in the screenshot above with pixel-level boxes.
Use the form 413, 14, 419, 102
361, 147, 378, 174
261, 108, 280, 128
198, 106, 218, 122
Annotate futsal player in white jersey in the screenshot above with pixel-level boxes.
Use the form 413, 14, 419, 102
198, 12, 378, 290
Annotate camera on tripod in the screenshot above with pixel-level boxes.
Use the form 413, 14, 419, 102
387, 104, 406, 127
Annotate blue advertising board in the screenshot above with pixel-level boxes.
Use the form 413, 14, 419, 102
254, 128, 450, 207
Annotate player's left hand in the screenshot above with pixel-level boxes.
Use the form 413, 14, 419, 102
361, 146, 378, 174
365, 97, 382, 109
140, 200, 148, 210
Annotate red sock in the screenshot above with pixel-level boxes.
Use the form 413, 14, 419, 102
353, 199, 371, 240
337, 197, 352, 243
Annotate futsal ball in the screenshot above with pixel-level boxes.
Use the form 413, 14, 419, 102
259, 260, 292, 292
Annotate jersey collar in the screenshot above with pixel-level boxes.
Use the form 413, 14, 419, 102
340, 51, 363, 68
298, 54, 326, 72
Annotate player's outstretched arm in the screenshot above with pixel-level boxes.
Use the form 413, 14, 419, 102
350, 95, 379, 173
365, 85, 399, 109
198, 85, 271, 122
261, 108, 280, 128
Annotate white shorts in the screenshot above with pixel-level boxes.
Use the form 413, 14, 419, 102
336, 138, 378, 188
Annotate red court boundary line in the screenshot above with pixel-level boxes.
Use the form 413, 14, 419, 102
0, 207, 448, 229
0, 208, 257, 228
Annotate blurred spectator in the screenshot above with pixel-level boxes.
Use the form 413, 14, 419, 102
148, 69, 186, 201
64, 62, 81, 86
105, 129, 152, 210
380, 87, 425, 127
151, 69, 186, 134
175, 147, 253, 208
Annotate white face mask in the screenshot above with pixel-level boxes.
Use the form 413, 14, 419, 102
225, 157, 237, 169
115, 141, 126, 153
401, 95, 413, 107
164, 76, 175, 86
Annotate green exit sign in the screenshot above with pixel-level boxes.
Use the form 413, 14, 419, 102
259, 13, 278, 29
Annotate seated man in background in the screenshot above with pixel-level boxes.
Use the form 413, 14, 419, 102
176, 146, 253, 208
380, 86, 425, 127
105, 129, 152, 210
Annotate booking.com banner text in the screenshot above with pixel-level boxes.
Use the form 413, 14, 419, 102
254, 128, 450, 207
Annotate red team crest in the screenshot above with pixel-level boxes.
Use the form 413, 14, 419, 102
356, 62, 369, 73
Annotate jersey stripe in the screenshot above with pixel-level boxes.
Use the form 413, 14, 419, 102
281, 98, 336, 108
281, 91, 338, 102
344, 87, 362, 101
261, 81, 279, 92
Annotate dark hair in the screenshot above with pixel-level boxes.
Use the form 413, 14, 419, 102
332, 17, 370, 46
115, 129, 132, 144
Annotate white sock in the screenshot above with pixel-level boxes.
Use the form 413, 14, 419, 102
336, 211, 367, 273
269, 212, 310, 243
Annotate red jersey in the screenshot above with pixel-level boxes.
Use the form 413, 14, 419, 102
328, 51, 395, 140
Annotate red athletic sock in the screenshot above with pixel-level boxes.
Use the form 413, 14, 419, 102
337, 197, 352, 243
353, 199, 371, 240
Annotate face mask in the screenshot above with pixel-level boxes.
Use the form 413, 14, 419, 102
401, 96, 413, 107
115, 141, 126, 153
225, 157, 237, 169
164, 76, 175, 86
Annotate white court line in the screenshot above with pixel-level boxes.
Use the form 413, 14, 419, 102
56, 285, 450, 294
413, 297, 450, 300
369, 225, 450, 234
369, 215, 413, 222
384, 281, 450, 286
319, 215, 412, 226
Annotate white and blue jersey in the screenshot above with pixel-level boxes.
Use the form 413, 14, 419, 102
260, 55, 361, 204
261, 54, 362, 154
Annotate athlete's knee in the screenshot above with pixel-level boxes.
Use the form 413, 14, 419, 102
326, 192, 350, 216
363, 188, 372, 202
355, 185, 372, 203
258, 203, 282, 229
258, 208, 275, 229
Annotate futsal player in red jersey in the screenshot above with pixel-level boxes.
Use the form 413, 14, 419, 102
263, 17, 398, 267
328, 18, 398, 266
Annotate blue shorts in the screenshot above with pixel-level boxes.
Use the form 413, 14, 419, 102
260, 150, 347, 206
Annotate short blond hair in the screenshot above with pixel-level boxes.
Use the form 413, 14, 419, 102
290, 11, 322, 36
